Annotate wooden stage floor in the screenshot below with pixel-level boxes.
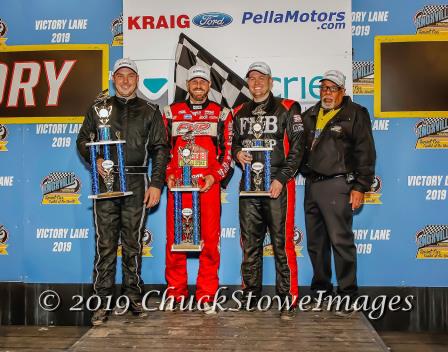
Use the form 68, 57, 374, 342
67, 307, 388, 352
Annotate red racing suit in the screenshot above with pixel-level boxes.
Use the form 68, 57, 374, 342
163, 99, 233, 303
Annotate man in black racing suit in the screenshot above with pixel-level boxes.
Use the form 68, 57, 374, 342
77, 58, 169, 325
232, 62, 305, 320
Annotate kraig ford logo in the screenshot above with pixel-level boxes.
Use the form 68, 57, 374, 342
192, 12, 233, 28
353, 61, 374, 95
41, 172, 81, 204
118, 228, 154, 257
363, 175, 383, 205
263, 226, 304, 257
0, 225, 9, 255
414, 5, 448, 34
415, 118, 448, 149
416, 225, 448, 259
0, 124, 8, 151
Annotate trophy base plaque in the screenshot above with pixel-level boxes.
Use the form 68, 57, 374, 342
88, 191, 133, 200
171, 241, 203, 252
171, 187, 201, 192
240, 191, 271, 197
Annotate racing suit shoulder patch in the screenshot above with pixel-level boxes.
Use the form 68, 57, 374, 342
232, 103, 245, 116
281, 99, 296, 111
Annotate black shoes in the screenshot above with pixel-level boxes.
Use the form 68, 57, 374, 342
334, 303, 356, 318
129, 300, 148, 317
113, 299, 148, 317
91, 308, 109, 326
280, 306, 297, 320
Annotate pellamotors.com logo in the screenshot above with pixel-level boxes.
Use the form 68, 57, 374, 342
414, 5, 448, 34
111, 14, 123, 46
363, 175, 383, 204
241, 10, 346, 30
353, 61, 374, 95
117, 228, 153, 257
41, 172, 81, 204
0, 18, 8, 46
416, 225, 448, 259
263, 226, 303, 257
0, 224, 9, 255
415, 118, 448, 149
0, 124, 8, 151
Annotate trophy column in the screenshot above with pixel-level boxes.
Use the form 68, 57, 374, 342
87, 97, 133, 200
240, 119, 273, 197
171, 135, 202, 252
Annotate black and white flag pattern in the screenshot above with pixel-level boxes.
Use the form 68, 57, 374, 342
174, 33, 252, 109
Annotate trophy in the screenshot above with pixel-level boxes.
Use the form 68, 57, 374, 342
240, 107, 273, 196
86, 91, 133, 199
171, 131, 202, 252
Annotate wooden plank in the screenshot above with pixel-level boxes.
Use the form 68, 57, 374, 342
68, 309, 389, 352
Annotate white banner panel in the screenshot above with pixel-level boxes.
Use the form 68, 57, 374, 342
124, 0, 352, 106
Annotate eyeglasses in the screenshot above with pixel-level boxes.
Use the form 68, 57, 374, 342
319, 85, 342, 93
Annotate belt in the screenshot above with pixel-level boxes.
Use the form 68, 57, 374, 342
309, 173, 353, 183
112, 166, 148, 174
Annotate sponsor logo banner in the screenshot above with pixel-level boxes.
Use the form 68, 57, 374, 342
111, 14, 123, 46
41, 172, 81, 204
0, 124, 8, 151
415, 118, 448, 149
364, 176, 383, 205
353, 61, 374, 95
416, 225, 448, 259
0, 224, 9, 255
414, 5, 448, 34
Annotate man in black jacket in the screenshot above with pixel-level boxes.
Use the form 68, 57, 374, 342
301, 70, 376, 317
77, 58, 169, 325
232, 62, 305, 320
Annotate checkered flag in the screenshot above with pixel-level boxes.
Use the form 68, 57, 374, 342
47, 172, 75, 183
423, 225, 448, 236
174, 33, 252, 109
421, 5, 448, 15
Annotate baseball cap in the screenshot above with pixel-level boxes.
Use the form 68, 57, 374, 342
320, 70, 346, 87
113, 58, 138, 74
246, 61, 271, 77
187, 65, 211, 82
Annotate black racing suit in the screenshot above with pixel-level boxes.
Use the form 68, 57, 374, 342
301, 96, 376, 298
77, 95, 169, 303
232, 93, 304, 304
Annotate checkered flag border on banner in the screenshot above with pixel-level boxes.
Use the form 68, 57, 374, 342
174, 33, 252, 109
46, 172, 75, 183
423, 225, 448, 236
421, 5, 448, 16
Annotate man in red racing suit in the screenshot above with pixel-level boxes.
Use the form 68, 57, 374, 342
162, 65, 233, 312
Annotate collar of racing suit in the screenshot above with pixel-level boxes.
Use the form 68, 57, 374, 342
248, 92, 276, 115
187, 98, 210, 111
114, 94, 138, 105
